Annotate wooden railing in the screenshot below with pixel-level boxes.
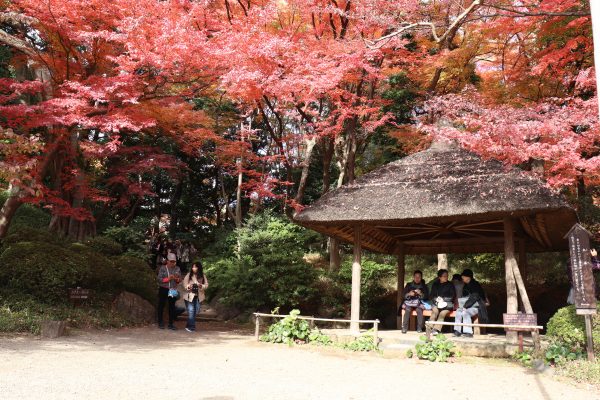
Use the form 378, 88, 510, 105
253, 312, 380, 347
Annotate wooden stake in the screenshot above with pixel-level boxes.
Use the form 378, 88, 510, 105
350, 226, 362, 333
585, 314, 596, 362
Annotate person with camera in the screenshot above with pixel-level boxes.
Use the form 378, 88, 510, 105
183, 261, 208, 333
429, 269, 456, 335
157, 253, 182, 330
400, 270, 429, 334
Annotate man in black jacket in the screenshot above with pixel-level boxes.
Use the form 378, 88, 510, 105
453, 269, 489, 338
429, 269, 456, 335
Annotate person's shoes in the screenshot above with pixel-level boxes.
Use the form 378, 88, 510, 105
168, 325, 177, 331
185, 327, 192, 333
463, 333, 473, 338
416, 329, 422, 333
158, 324, 165, 329
431, 329, 439, 336
401, 330, 407, 334
453, 330, 461, 337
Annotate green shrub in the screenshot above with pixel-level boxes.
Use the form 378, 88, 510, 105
0, 289, 141, 334
544, 342, 584, 365
2, 226, 66, 247
547, 305, 600, 354
112, 255, 156, 304
259, 310, 381, 352
0, 191, 51, 233
512, 350, 534, 367
0, 242, 91, 303
336, 259, 395, 317
340, 331, 379, 352
414, 334, 460, 362
206, 214, 319, 312
0, 239, 153, 305
85, 236, 123, 256
102, 226, 146, 258
68, 243, 115, 291
260, 309, 313, 345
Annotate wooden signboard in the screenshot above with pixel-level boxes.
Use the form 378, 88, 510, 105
565, 224, 597, 315
503, 313, 538, 331
564, 223, 597, 362
68, 287, 90, 305
503, 313, 537, 352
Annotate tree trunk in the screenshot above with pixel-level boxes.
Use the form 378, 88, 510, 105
293, 137, 317, 205
321, 136, 333, 193
0, 184, 23, 239
437, 254, 448, 270
122, 197, 143, 226
169, 177, 184, 238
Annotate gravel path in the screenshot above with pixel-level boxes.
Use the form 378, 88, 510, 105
1, 322, 598, 400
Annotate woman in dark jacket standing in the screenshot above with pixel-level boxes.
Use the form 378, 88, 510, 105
400, 270, 429, 333
429, 269, 456, 335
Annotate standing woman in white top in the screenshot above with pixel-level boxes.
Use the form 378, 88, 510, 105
183, 261, 208, 332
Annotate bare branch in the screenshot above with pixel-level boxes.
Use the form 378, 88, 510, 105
366, 0, 482, 49
0, 30, 36, 57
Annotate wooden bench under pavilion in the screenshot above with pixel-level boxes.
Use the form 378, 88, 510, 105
294, 141, 577, 337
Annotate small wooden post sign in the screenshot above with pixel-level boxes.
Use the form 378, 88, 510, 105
503, 313, 537, 352
564, 223, 597, 362
68, 287, 90, 306
565, 224, 597, 313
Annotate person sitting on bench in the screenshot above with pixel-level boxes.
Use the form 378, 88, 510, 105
454, 269, 489, 338
400, 270, 429, 334
429, 269, 456, 335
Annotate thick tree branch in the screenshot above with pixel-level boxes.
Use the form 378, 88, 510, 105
366, 0, 481, 49
0, 30, 36, 58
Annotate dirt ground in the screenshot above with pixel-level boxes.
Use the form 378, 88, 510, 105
1, 321, 598, 400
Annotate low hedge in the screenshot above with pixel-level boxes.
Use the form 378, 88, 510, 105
0, 289, 139, 334
112, 255, 157, 305
0, 242, 92, 303
0, 233, 155, 305
86, 236, 123, 256
547, 304, 600, 354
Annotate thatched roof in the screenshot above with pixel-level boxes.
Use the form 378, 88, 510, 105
294, 141, 577, 255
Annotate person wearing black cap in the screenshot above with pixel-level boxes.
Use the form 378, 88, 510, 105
453, 269, 488, 338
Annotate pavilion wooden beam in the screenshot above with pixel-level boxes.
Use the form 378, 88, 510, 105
396, 245, 405, 330
350, 226, 362, 333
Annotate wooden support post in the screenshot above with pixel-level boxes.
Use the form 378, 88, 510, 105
519, 240, 528, 285
585, 315, 596, 362
504, 218, 519, 343
396, 248, 405, 330
255, 315, 260, 341
373, 320, 379, 348
513, 237, 540, 345
350, 226, 362, 333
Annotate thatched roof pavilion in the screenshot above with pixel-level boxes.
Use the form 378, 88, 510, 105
294, 141, 578, 332
295, 141, 576, 255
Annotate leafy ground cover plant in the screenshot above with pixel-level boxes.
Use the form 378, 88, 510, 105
413, 334, 460, 362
